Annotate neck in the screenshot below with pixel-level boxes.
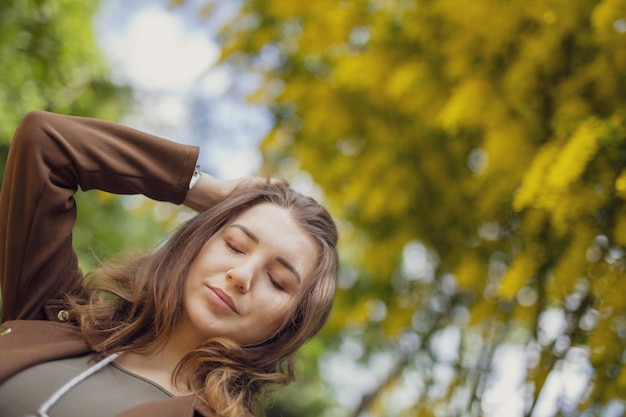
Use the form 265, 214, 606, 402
114, 326, 199, 396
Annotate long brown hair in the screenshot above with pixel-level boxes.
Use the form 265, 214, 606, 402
69, 183, 339, 417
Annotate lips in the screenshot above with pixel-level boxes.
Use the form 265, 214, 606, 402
207, 286, 239, 314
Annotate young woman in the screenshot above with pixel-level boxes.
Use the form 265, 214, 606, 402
0, 111, 338, 417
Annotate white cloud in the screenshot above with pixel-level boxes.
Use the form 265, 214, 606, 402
198, 66, 233, 98
102, 7, 219, 91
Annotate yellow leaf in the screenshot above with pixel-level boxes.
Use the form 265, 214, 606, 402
513, 141, 561, 211
545, 118, 603, 193
498, 251, 539, 300
549, 226, 594, 297
614, 169, 626, 200
438, 78, 490, 131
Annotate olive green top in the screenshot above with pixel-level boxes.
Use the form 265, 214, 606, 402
0, 354, 172, 417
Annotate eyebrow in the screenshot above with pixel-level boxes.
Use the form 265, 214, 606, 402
276, 256, 302, 284
228, 224, 302, 285
229, 224, 259, 243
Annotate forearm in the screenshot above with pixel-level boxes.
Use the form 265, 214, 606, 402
0, 111, 199, 321
29, 111, 199, 202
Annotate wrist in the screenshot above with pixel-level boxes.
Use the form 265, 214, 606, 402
189, 165, 203, 189
183, 172, 225, 212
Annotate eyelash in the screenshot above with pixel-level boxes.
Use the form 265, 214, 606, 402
225, 241, 286, 291
269, 274, 285, 291
225, 241, 244, 254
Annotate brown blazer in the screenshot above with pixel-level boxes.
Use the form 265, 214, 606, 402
0, 111, 217, 417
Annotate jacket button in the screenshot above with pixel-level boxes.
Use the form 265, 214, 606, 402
57, 310, 70, 322
0, 327, 11, 335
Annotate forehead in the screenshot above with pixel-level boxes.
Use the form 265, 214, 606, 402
228, 203, 311, 243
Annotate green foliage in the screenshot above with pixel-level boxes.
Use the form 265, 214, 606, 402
186, 0, 626, 415
0, 0, 129, 140
0, 1, 173, 275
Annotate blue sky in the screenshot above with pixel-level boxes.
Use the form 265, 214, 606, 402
94, 0, 271, 179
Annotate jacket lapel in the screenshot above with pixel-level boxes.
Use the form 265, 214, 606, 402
0, 320, 89, 381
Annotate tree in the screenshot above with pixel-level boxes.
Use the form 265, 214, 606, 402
185, 0, 626, 415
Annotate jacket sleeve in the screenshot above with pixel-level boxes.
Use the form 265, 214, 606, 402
0, 111, 200, 322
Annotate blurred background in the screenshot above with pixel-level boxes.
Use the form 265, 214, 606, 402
1, 0, 626, 416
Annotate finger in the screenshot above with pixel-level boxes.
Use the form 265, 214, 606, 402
264, 176, 289, 186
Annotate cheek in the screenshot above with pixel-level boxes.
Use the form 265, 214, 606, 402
261, 293, 299, 327
262, 294, 290, 315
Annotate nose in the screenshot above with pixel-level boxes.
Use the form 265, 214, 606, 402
227, 262, 255, 293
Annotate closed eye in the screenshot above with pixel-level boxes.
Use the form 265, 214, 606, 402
268, 274, 285, 291
225, 241, 245, 254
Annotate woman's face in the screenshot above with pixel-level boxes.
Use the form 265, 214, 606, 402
180, 202, 318, 346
